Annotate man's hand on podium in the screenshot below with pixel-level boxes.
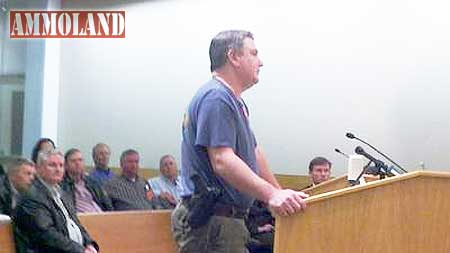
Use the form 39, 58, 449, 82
268, 189, 308, 216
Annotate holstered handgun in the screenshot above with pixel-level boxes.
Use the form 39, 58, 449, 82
185, 174, 221, 229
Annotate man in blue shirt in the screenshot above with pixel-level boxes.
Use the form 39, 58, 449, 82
147, 154, 183, 207
88, 143, 114, 186
172, 30, 308, 253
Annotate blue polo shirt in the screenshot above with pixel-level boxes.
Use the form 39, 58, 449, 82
180, 78, 258, 209
88, 167, 114, 186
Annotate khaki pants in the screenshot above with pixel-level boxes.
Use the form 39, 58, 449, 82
171, 202, 250, 253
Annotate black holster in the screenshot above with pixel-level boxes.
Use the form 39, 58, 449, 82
185, 174, 221, 229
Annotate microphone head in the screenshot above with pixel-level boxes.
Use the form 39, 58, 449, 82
355, 146, 364, 154
346, 132, 355, 139
334, 148, 340, 153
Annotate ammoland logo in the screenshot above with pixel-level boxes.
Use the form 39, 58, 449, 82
10, 10, 125, 38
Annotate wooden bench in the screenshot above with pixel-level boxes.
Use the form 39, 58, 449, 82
0, 220, 15, 253
79, 210, 177, 253
1, 169, 310, 253
0, 211, 177, 253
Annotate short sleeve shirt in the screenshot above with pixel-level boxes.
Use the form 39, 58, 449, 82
180, 78, 258, 209
147, 176, 183, 202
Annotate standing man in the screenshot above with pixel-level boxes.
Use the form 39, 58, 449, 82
304, 156, 332, 189
147, 154, 183, 207
14, 149, 98, 253
0, 157, 36, 216
89, 143, 114, 186
172, 30, 308, 253
61, 148, 113, 213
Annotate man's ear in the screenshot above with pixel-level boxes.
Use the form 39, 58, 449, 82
226, 48, 241, 67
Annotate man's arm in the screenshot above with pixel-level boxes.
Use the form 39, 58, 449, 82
255, 146, 281, 189
208, 147, 307, 216
208, 147, 275, 203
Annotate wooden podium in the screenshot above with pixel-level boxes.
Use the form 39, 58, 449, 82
274, 171, 450, 253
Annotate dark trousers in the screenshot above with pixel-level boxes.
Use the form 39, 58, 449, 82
171, 201, 250, 253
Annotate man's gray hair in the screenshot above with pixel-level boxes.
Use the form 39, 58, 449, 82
4, 157, 34, 176
159, 154, 175, 169
120, 149, 139, 164
37, 149, 64, 166
209, 30, 254, 72
92, 143, 110, 159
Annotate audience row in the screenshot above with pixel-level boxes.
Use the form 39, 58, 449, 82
0, 137, 333, 253
0, 138, 184, 253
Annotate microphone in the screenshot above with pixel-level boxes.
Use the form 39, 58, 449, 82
346, 132, 407, 173
345, 133, 356, 139
334, 148, 349, 158
354, 146, 387, 170
355, 146, 404, 178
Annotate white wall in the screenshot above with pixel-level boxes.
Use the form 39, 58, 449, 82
58, 0, 450, 174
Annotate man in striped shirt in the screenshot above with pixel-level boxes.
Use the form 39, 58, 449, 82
104, 149, 170, 210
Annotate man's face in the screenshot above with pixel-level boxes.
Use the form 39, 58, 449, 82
160, 157, 178, 179
310, 164, 331, 185
66, 151, 85, 177
38, 154, 65, 185
121, 153, 139, 178
235, 37, 263, 88
94, 145, 110, 168
10, 164, 36, 192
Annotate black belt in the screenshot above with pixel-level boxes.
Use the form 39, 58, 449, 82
213, 203, 248, 219
181, 196, 248, 219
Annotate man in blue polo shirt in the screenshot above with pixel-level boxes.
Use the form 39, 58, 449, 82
88, 143, 114, 186
172, 30, 308, 253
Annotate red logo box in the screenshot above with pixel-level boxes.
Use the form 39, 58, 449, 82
10, 10, 125, 38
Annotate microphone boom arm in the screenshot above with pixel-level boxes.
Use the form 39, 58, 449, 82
353, 137, 408, 173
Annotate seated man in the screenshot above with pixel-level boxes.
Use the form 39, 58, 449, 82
104, 149, 169, 210
147, 154, 183, 208
245, 200, 274, 253
14, 149, 98, 253
304, 156, 332, 189
88, 143, 114, 186
0, 157, 36, 216
61, 148, 113, 213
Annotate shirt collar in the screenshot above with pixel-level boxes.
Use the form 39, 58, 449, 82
95, 167, 111, 174
162, 175, 179, 186
122, 174, 138, 183
213, 75, 239, 98
37, 177, 62, 198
